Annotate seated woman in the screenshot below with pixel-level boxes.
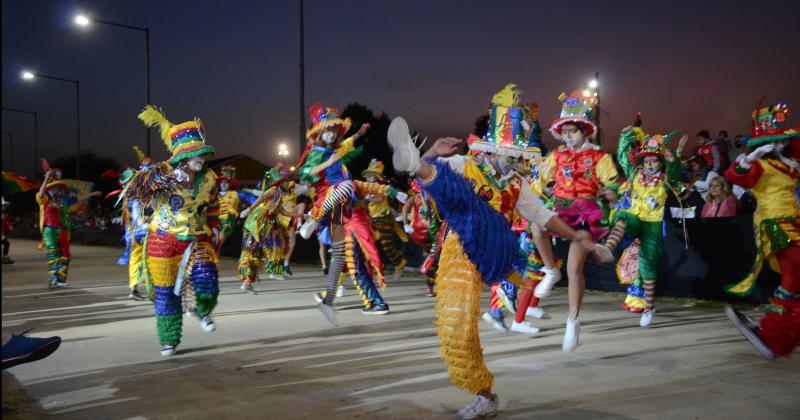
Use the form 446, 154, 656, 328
701, 177, 738, 217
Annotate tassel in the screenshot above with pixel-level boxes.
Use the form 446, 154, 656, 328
138, 105, 174, 151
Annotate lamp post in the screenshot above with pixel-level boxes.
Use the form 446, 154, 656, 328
21, 70, 81, 179
298, 0, 306, 153
588, 73, 601, 145
75, 14, 152, 157
1, 131, 12, 171
1, 107, 38, 177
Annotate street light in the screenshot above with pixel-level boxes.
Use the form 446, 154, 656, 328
21, 70, 82, 179
278, 143, 289, 157
2, 107, 39, 178
588, 79, 599, 89
73, 13, 152, 157
588, 72, 601, 145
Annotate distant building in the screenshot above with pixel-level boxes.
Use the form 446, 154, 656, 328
207, 154, 270, 187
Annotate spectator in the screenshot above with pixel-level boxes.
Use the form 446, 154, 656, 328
684, 155, 710, 183
702, 177, 738, 218
715, 130, 732, 169
695, 130, 723, 173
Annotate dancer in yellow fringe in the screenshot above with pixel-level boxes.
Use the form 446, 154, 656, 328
388, 84, 612, 419
362, 159, 409, 279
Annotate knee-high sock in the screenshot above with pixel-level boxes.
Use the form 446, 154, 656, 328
322, 240, 346, 305
605, 219, 627, 250
515, 288, 533, 323
313, 181, 355, 221
643, 278, 656, 310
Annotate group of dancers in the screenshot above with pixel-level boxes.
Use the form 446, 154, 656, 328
24, 84, 799, 419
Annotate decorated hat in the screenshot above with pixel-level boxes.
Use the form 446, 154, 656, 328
524, 102, 543, 155
218, 165, 239, 189
45, 180, 68, 191
630, 131, 681, 166
361, 159, 385, 181
469, 84, 538, 160
138, 105, 215, 165
746, 96, 799, 148
549, 89, 597, 140
306, 102, 352, 139
258, 162, 289, 191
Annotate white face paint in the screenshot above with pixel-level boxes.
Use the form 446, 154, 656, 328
321, 131, 336, 145
186, 156, 205, 172
492, 155, 514, 176
642, 156, 662, 176
220, 181, 230, 191
560, 124, 585, 149
366, 175, 377, 183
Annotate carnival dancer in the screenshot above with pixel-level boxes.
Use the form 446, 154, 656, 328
601, 123, 688, 327
362, 159, 409, 279
36, 168, 100, 288
298, 102, 399, 325
237, 165, 299, 290
401, 177, 442, 296
128, 105, 223, 356
724, 99, 800, 360
387, 83, 612, 419
217, 165, 241, 247
2, 198, 13, 265
277, 170, 307, 277
534, 89, 621, 351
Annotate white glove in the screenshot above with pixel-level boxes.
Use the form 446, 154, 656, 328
395, 191, 409, 204
395, 215, 404, 222
239, 208, 251, 219
173, 168, 189, 183
745, 143, 775, 163
111, 216, 123, 225
293, 184, 309, 196
404, 224, 414, 234
520, 120, 531, 131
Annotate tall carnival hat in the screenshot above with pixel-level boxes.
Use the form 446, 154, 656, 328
258, 162, 288, 191
549, 89, 598, 140
219, 165, 239, 189
361, 159, 385, 181
306, 102, 352, 139
470, 83, 537, 159
137, 105, 215, 164
746, 95, 800, 148
524, 102, 542, 156
627, 114, 681, 166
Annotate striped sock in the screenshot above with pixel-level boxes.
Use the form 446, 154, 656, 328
643, 278, 656, 310
604, 220, 627, 250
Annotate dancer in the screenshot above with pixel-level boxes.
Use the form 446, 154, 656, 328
535, 89, 621, 351
277, 171, 307, 276
36, 168, 99, 288
237, 165, 297, 290
724, 99, 800, 359
217, 165, 241, 246
2, 198, 13, 265
129, 105, 222, 356
401, 177, 441, 296
601, 124, 687, 327
298, 102, 395, 325
388, 84, 611, 419
362, 159, 409, 279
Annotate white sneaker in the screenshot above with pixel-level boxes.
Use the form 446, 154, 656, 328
313, 292, 324, 304
268, 273, 287, 281
336, 285, 345, 297
563, 316, 580, 352
456, 394, 499, 419
299, 219, 319, 240
526, 306, 551, 319
594, 243, 615, 263
161, 344, 177, 357
240, 282, 247, 290
200, 316, 216, 333
640, 309, 655, 327
387, 117, 421, 174
510, 320, 540, 335
496, 287, 516, 313
534, 267, 561, 298
481, 312, 507, 332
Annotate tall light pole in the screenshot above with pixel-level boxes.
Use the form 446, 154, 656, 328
75, 14, 152, 157
298, 0, 306, 153
589, 72, 601, 145
2, 131, 12, 171
2, 107, 38, 178
22, 70, 81, 180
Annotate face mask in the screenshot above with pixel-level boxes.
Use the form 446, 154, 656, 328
321, 131, 336, 145
187, 156, 205, 172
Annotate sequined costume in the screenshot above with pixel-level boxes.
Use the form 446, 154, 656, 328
36, 181, 71, 286
363, 160, 409, 273
238, 168, 288, 283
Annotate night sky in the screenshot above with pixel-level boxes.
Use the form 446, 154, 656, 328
3, 0, 799, 178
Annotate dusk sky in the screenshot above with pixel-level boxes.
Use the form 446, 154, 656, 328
3, 0, 799, 178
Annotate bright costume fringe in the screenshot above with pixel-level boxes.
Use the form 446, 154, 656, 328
434, 232, 493, 394
43, 226, 69, 283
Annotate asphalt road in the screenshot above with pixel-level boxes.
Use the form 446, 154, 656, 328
2, 239, 799, 419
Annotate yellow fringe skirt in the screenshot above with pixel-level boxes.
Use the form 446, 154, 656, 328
434, 231, 492, 394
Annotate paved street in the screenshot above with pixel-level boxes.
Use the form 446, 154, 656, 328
2, 239, 799, 419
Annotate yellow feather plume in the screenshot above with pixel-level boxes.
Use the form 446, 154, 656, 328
138, 105, 173, 151
132, 145, 146, 162
492, 83, 520, 108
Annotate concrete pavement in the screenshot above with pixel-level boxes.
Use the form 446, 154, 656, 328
2, 239, 799, 419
